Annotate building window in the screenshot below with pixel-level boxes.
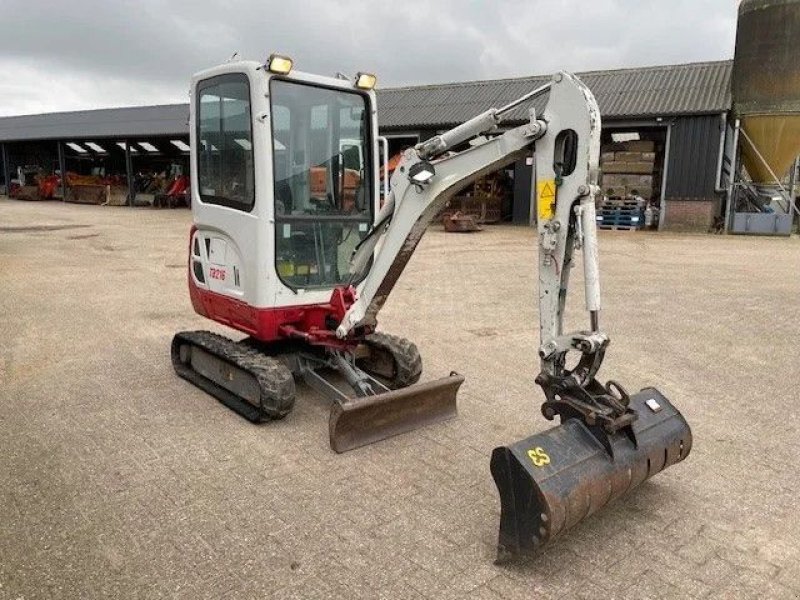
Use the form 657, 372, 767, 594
196, 74, 255, 211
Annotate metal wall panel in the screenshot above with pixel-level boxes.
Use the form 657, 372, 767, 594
664, 114, 724, 200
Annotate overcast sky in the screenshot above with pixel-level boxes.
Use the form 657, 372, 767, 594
0, 0, 738, 117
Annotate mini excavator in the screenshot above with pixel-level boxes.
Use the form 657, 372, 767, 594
172, 54, 692, 557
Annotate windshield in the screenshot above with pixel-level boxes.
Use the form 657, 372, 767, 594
270, 79, 373, 289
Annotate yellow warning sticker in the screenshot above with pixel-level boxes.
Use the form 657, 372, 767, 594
537, 179, 556, 221
527, 447, 551, 467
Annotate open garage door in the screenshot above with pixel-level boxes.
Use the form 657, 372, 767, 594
3, 141, 60, 201
62, 140, 128, 205
597, 127, 668, 231
128, 138, 190, 208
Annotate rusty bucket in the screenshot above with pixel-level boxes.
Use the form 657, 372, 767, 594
490, 388, 692, 559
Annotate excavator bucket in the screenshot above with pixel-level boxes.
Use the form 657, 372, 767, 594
329, 373, 464, 453
490, 388, 692, 559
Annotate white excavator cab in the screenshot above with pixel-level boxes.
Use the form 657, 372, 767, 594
177, 55, 463, 450
187, 57, 380, 320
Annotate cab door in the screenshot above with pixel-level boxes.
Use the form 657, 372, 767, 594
190, 72, 258, 303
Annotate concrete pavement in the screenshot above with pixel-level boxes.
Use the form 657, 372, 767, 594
1, 198, 798, 599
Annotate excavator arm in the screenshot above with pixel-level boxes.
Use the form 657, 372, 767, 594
338, 71, 605, 386
336, 72, 692, 559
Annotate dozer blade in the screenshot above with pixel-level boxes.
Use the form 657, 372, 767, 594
490, 388, 691, 559
329, 373, 464, 453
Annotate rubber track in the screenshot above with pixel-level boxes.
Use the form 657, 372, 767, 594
171, 330, 296, 422
360, 332, 423, 390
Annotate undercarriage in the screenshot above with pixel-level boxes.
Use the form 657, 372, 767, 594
171, 330, 462, 452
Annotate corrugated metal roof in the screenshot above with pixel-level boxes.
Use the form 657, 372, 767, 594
0, 60, 732, 142
0, 104, 189, 142
378, 60, 733, 129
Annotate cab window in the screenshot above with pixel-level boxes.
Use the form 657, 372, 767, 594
197, 74, 255, 210
270, 79, 373, 289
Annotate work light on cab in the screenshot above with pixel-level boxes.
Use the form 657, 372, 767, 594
355, 72, 377, 90
267, 54, 293, 74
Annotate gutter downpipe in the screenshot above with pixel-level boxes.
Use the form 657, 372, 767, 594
658, 122, 672, 231
714, 112, 728, 193
724, 118, 741, 234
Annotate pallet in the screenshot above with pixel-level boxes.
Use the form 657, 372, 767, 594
599, 223, 643, 230
598, 224, 642, 231
597, 218, 643, 229
597, 204, 644, 229
598, 208, 641, 216
601, 196, 645, 209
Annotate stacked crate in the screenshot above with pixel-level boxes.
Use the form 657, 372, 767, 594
598, 141, 657, 230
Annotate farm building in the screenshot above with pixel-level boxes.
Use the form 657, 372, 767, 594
0, 60, 741, 231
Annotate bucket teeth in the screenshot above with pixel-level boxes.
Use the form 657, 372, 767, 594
491, 388, 692, 557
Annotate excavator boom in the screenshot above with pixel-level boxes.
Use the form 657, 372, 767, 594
335, 71, 692, 558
